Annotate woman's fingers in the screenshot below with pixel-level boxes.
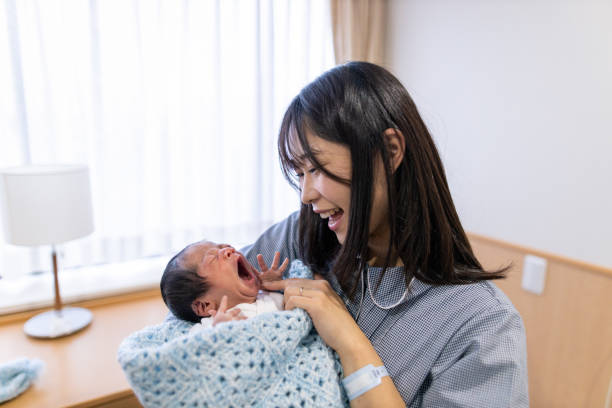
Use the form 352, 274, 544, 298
284, 285, 309, 298
284, 292, 312, 311
277, 279, 362, 353
283, 282, 338, 308
261, 279, 289, 291
263, 277, 332, 294
262, 277, 311, 291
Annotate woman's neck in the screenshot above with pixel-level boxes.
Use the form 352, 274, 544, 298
366, 217, 403, 267
366, 241, 403, 267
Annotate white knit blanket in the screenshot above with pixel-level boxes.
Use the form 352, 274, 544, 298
118, 261, 348, 408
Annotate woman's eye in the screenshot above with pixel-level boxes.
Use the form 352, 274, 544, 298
294, 167, 318, 179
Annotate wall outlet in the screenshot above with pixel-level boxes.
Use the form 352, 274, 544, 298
521, 255, 547, 295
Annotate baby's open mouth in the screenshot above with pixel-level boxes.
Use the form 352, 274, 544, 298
237, 257, 254, 281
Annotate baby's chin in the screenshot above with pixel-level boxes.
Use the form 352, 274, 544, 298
235, 277, 260, 302
245, 279, 261, 297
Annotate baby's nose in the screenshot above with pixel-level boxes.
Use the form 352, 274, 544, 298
219, 247, 235, 258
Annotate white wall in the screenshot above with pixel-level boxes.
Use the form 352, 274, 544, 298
386, 0, 612, 268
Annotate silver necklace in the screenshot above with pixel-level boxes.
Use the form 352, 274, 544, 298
355, 266, 413, 322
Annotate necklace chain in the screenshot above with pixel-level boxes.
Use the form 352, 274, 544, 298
355, 266, 412, 322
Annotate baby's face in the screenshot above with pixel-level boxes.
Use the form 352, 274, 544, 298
183, 241, 261, 315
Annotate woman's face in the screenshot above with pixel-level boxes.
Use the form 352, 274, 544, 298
297, 132, 390, 255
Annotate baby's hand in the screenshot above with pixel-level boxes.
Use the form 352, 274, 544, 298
209, 295, 246, 326
257, 252, 289, 282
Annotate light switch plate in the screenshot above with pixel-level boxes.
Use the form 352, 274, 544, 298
521, 255, 547, 295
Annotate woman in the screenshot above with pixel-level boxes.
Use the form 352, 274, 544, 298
242, 62, 528, 407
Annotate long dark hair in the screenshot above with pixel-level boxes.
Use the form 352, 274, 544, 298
278, 61, 507, 299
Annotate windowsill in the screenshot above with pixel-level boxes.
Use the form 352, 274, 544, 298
0, 256, 168, 315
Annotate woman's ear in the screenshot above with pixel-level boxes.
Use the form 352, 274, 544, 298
383, 128, 405, 172
191, 298, 214, 317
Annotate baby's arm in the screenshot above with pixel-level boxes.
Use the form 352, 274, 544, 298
209, 296, 246, 326
257, 251, 289, 282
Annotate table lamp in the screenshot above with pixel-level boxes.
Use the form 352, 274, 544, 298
0, 164, 94, 338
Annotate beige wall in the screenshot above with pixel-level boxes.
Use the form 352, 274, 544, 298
385, 0, 612, 269
470, 234, 612, 407
383, 2, 612, 405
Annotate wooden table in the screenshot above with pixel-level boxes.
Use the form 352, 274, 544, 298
0, 291, 168, 407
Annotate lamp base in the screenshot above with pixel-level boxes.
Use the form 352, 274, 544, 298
24, 307, 92, 339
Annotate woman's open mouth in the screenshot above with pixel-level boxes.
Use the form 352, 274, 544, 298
319, 208, 344, 231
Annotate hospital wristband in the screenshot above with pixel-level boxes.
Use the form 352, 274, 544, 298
342, 364, 389, 401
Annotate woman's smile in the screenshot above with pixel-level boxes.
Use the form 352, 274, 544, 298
297, 133, 352, 244
314, 207, 344, 231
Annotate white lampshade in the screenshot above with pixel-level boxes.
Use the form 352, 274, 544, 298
0, 164, 95, 339
0, 164, 94, 246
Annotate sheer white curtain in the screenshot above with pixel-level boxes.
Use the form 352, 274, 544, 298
0, 0, 334, 280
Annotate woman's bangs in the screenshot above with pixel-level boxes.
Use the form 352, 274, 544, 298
279, 116, 312, 188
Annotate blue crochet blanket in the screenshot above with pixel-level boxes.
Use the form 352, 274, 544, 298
0, 358, 44, 403
118, 261, 348, 408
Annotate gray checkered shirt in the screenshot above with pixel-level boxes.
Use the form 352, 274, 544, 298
242, 212, 529, 407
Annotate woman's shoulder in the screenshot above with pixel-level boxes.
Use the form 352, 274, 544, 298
358, 272, 528, 407
368, 266, 519, 318
403, 280, 526, 363
413, 279, 521, 324
366, 272, 524, 345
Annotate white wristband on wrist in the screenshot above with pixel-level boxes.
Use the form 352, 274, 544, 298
342, 364, 389, 401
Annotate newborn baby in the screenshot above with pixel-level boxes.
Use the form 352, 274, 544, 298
160, 240, 289, 329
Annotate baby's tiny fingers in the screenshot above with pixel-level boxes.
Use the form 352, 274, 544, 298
271, 252, 281, 268
218, 295, 228, 312
279, 257, 289, 272
257, 254, 268, 272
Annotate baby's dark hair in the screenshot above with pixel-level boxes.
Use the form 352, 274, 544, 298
160, 245, 210, 323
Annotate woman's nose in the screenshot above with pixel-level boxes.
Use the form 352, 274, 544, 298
300, 174, 318, 204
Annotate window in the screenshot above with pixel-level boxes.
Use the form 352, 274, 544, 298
0, 0, 334, 311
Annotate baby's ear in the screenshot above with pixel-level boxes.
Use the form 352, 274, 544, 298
191, 299, 213, 317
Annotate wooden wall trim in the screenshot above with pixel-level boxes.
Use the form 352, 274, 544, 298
467, 232, 612, 278
468, 234, 612, 407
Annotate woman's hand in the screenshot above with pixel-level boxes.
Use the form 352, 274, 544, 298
256, 252, 289, 282
262, 278, 368, 355
209, 295, 246, 326
264, 278, 405, 407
